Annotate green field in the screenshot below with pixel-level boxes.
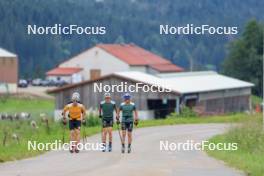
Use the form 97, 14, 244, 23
206, 114, 264, 176
0, 97, 54, 117
0, 97, 261, 169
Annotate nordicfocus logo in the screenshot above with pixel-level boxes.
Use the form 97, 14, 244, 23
93, 82, 172, 93
28, 140, 105, 151
27, 23, 106, 35
160, 140, 238, 151
160, 24, 238, 35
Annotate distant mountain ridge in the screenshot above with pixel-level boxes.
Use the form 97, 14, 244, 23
0, 0, 263, 77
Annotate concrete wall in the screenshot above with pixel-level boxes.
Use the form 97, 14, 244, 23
59, 47, 130, 80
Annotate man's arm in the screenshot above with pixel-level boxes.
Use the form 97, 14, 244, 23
117, 108, 120, 119
62, 105, 68, 124
99, 103, 102, 118
82, 105, 86, 120
134, 110, 138, 121
133, 110, 139, 126
133, 104, 139, 126
133, 104, 138, 120
62, 105, 68, 118
117, 104, 123, 119
114, 104, 119, 119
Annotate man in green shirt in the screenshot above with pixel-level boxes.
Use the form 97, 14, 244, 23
99, 93, 117, 152
117, 93, 139, 153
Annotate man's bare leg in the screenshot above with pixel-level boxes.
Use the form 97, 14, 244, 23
75, 128, 81, 152
70, 130, 75, 152
128, 131, 132, 144
121, 130, 126, 153
127, 131, 132, 153
102, 128, 107, 152
108, 127, 113, 152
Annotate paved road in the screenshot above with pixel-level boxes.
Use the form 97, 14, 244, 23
0, 124, 244, 176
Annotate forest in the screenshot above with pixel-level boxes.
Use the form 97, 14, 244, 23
0, 0, 263, 78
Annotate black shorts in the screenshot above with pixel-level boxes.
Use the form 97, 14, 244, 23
121, 122, 133, 132
69, 120, 81, 130
102, 119, 113, 128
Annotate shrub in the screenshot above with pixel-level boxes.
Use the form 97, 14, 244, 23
168, 106, 197, 118
85, 114, 101, 127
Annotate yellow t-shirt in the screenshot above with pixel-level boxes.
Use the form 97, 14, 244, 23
63, 103, 86, 120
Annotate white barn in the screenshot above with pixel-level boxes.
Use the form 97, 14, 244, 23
46, 44, 184, 82
49, 71, 254, 120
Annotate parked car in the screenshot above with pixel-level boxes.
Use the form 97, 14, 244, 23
55, 80, 68, 87
27, 79, 32, 85
32, 78, 42, 86
18, 79, 28, 88
40, 79, 50, 87
47, 80, 57, 87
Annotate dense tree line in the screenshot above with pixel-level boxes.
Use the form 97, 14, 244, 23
223, 20, 263, 96
0, 0, 263, 78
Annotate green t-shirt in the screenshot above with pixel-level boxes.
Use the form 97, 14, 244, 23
100, 100, 116, 120
120, 102, 136, 122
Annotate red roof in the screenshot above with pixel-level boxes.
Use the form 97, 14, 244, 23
46, 67, 82, 76
150, 63, 184, 72
97, 44, 184, 72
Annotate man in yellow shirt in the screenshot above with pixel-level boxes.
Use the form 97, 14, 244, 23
62, 92, 86, 153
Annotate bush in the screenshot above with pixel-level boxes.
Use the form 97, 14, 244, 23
85, 114, 101, 127
168, 106, 197, 118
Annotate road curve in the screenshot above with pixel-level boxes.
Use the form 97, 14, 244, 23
0, 124, 244, 176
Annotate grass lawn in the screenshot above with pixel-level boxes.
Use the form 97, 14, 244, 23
0, 97, 54, 117
206, 114, 264, 176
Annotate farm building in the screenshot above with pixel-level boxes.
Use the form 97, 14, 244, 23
46, 67, 83, 84
0, 48, 18, 93
46, 43, 184, 82
48, 71, 254, 120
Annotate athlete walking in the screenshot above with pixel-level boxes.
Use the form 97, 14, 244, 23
99, 93, 118, 152
62, 92, 86, 153
117, 93, 139, 153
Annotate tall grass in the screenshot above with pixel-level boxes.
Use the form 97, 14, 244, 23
0, 118, 101, 162
207, 114, 264, 176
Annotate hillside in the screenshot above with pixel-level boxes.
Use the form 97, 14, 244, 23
0, 0, 263, 77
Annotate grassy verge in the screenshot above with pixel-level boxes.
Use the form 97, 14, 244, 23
206, 114, 264, 176
0, 119, 101, 162
0, 97, 59, 161
137, 113, 250, 128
